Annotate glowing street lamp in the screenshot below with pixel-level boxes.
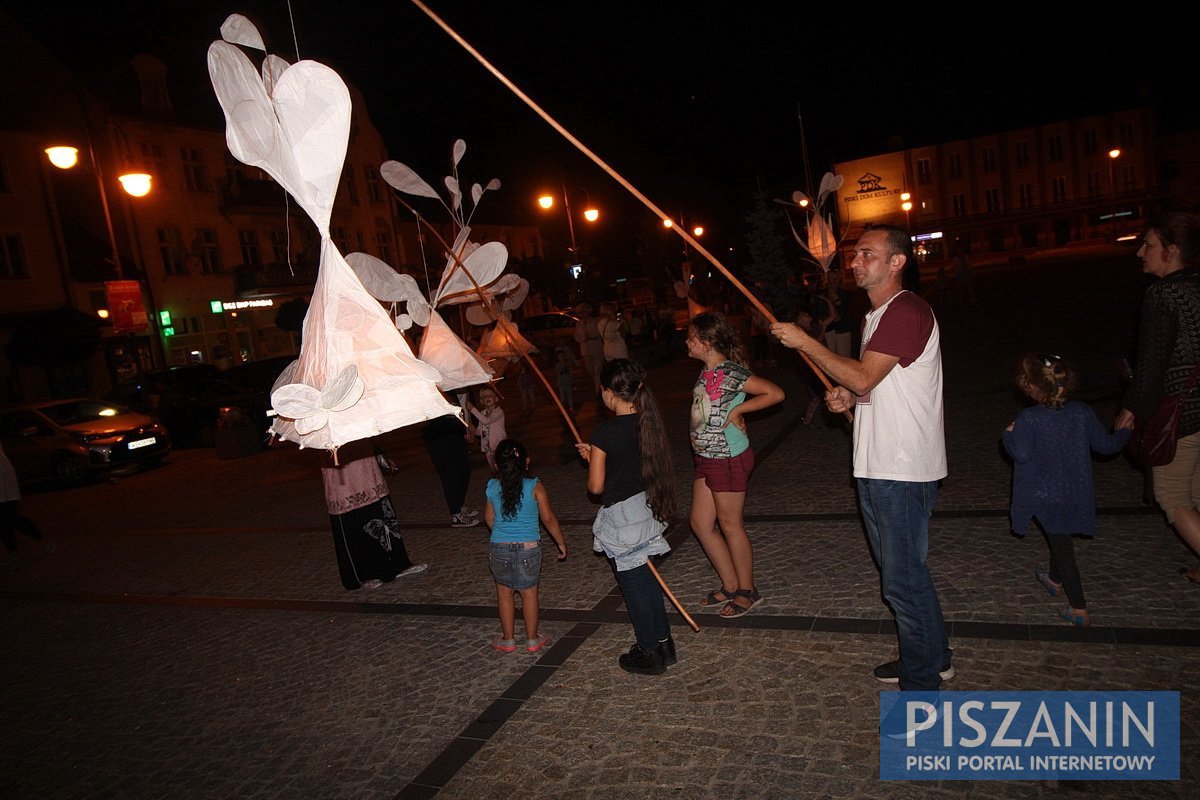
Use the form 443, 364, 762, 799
900, 192, 913, 232
45, 137, 153, 279
537, 184, 598, 259
1107, 148, 1122, 239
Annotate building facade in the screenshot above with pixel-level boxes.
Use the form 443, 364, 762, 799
832, 108, 1159, 262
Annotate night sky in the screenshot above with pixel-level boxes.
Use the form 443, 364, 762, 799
11, 1, 1196, 255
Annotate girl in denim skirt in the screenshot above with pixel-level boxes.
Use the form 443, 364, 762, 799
575, 359, 678, 675
484, 439, 568, 653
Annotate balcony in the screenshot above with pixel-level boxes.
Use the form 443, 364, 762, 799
219, 177, 289, 212
234, 258, 318, 293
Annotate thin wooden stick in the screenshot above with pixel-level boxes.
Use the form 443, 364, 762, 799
408, 0, 850, 423
646, 558, 700, 632
398, 198, 582, 443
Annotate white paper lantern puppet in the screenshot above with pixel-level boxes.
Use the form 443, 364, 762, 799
784, 172, 846, 271
207, 15, 458, 451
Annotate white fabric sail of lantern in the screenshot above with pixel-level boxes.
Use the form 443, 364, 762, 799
207, 15, 456, 450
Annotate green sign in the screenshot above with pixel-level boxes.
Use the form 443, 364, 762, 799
210, 300, 224, 313
159, 310, 172, 327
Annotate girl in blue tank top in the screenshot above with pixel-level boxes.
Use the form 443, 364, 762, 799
484, 439, 568, 653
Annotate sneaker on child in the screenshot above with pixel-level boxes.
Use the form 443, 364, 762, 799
450, 513, 479, 528
873, 658, 955, 684
459, 506, 480, 518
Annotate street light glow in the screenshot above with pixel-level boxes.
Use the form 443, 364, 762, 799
583, 208, 599, 222
692, 226, 704, 237
537, 194, 554, 209
662, 219, 674, 229
1108, 149, 1121, 159
45, 146, 80, 169
118, 172, 152, 197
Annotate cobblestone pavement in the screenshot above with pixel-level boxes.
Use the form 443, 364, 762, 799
2, 248, 1197, 799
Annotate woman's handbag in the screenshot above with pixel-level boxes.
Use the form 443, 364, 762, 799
1127, 363, 1200, 467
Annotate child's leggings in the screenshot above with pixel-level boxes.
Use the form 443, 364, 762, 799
1044, 532, 1086, 609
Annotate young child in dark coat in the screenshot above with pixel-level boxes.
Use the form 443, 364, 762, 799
1002, 354, 1130, 627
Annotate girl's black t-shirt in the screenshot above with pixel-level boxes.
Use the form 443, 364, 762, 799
590, 413, 644, 506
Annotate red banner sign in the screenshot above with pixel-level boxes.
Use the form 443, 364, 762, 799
105, 280, 148, 334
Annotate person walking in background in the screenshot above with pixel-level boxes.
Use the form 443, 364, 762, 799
953, 246, 977, 303
822, 268, 854, 357
484, 439, 568, 654
576, 359, 678, 675
1116, 212, 1200, 583
422, 410, 479, 528
596, 302, 629, 361
554, 345, 576, 415
1003, 354, 1130, 627
321, 439, 428, 591
771, 223, 951, 690
574, 303, 605, 397
469, 386, 507, 472
686, 312, 784, 617
1, 441, 54, 568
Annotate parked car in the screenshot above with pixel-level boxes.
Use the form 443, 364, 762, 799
518, 311, 579, 357
0, 398, 170, 487
153, 378, 272, 449
106, 364, 222, 416
223, 356, 295, 410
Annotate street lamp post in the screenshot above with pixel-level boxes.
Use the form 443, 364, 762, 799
45, 133, 152, 281
900, 192, 913, 233
537, 183, 598, 266
1107, 148, 1121, 241
46, 125, 160, 367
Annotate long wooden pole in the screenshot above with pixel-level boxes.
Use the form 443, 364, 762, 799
407, 0, 849, 423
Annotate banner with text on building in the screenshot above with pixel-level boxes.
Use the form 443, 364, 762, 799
105, 280, 148, 334
879, 691, 1179, 780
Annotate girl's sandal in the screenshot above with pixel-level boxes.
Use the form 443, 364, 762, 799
700, 587, 737, 607
720, 588, 763, 618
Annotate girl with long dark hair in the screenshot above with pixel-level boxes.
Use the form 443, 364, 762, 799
576, 358, 678, 674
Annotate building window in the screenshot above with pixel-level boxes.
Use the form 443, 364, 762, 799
1019, 183, 1034, 208
180, 147, 208, 191
1014, 141, 1029, 167
1118, 122, 1135, 148
1086, 171, 1102, 198
951, 194, 967, 218
0, 234, 28, 278
269, 229, 289, 263
948, 153, 963, 179
1082, 129, 1098, 156
332, 226, 349, 253
984, 187, 1001, 212
916, 158, 932, 185
365, 167, 383, 203
157, 227, 186, 275
982, 147, 997, 173
1048, 135, 1064, 162
342, 166, 359, 205
376, 230, 393, 264
1120, 165, 1137, 191
238, 229, 262, 266
140, 143, 168, 190
1051, 176, 1067, 202
195, 228, 221, 273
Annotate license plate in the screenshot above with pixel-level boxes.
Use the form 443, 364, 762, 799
127, 437, 156, 450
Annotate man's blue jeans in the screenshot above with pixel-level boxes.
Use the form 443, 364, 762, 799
857, 478, 949, 691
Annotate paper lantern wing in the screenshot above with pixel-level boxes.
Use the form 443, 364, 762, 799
418, 310, 494, 391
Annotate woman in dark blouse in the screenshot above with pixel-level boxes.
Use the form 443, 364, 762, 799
1116, 212, 1200, 582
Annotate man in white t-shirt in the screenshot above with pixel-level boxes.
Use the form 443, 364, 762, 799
771, 224, 951, 691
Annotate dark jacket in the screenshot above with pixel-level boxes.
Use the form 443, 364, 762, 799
1122, 268, 1200, 438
